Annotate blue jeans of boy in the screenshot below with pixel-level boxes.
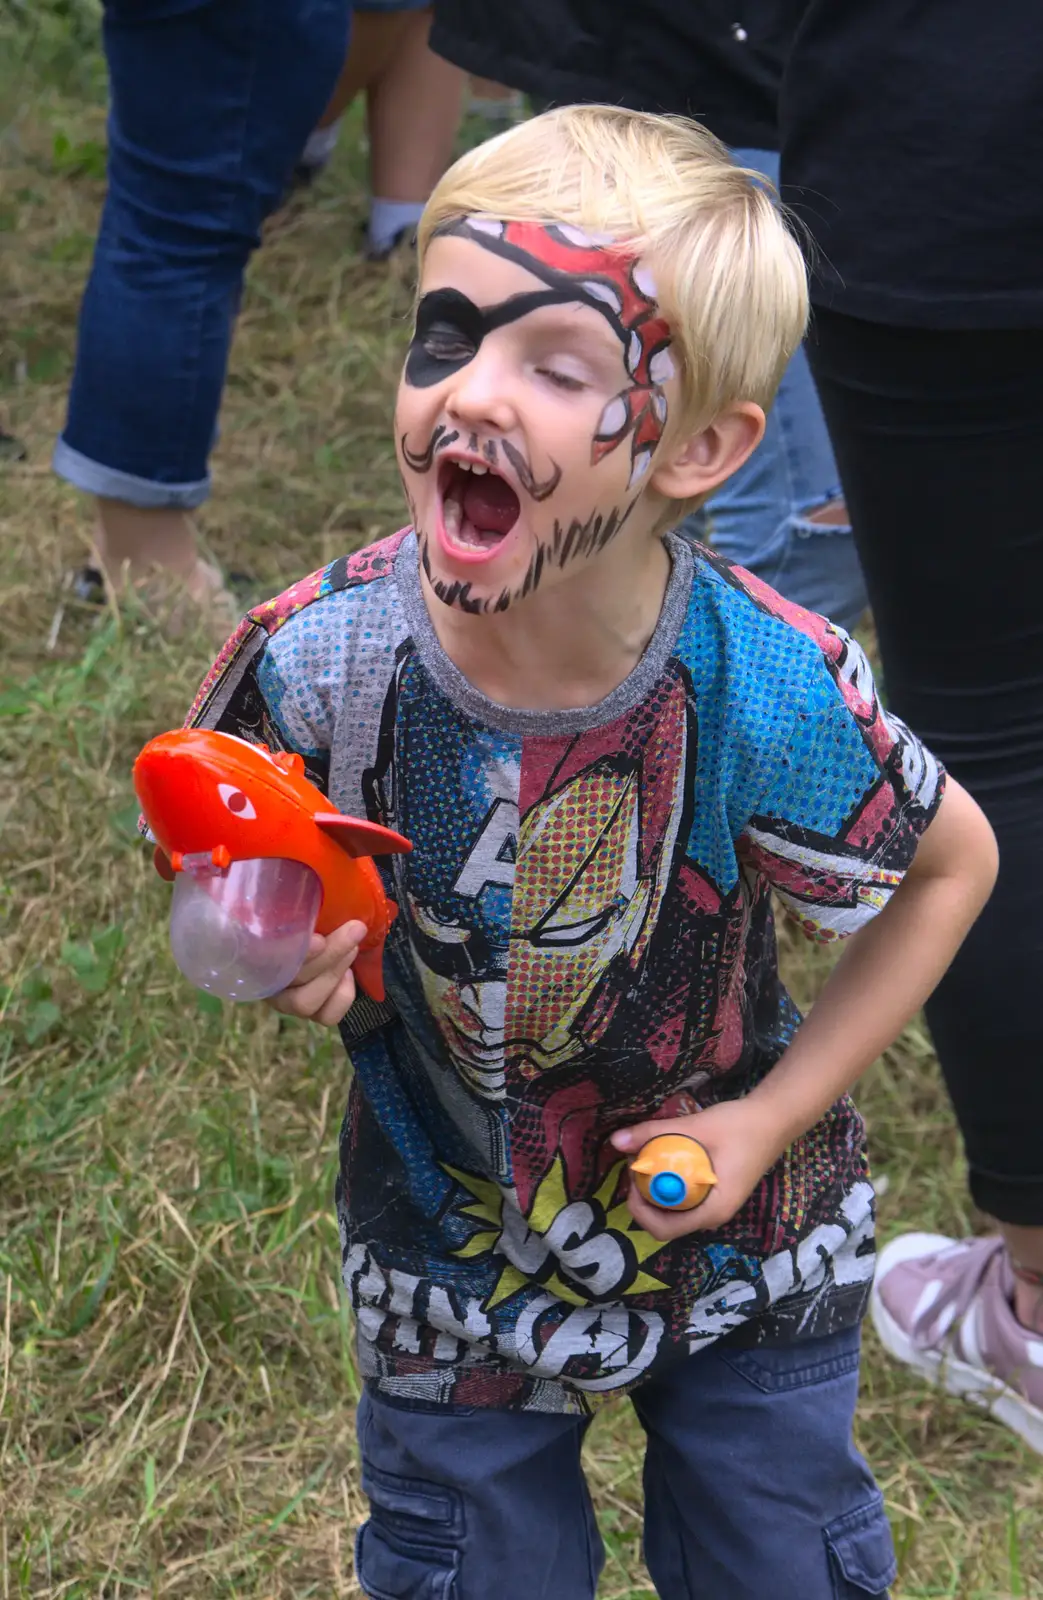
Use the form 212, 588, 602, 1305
354, 1324, 896, 1599
53, 0, 349, 510
681, 149, 868, 632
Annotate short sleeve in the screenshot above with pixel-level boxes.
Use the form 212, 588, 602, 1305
737, 629, 945, 942
181, 610, 333, 793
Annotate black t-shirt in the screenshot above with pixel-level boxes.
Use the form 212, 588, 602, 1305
780, 1, 1043, 328
432, 0, 807, 152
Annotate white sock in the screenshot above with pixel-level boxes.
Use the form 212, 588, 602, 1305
300, 120, 340, 170
468, 92, 525, 121
368, 198, 425, 256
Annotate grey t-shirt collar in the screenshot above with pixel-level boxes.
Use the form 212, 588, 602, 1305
394, 528, 694, 735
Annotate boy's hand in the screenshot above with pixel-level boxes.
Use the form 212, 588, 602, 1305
266, 920, 368, 1027
611, 1100, 784, 1241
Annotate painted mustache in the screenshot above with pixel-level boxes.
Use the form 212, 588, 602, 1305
401, 423, 460, 473
401, 426, 562, 503
500, 440, 562, 503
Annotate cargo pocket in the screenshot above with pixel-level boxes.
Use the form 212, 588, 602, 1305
355, 1461, 462, 1600
824, 1495, 898, 1598
719, 1325, 862, 1393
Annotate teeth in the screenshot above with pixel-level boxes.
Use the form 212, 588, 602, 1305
444, 496, 462, 536
470, 463, 488, 475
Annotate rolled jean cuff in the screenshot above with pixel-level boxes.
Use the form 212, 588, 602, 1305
53, 434, 210, 510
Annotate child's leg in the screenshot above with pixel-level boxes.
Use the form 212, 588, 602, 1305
632, 1324, 895, 1599
353, 1386, 604, 1598
363, 9, 464, 257
312, 9, 411, 134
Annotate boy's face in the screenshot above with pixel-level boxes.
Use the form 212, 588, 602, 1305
395, 219, 678, 616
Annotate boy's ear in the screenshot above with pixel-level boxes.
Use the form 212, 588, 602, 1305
649, 402, 765, 502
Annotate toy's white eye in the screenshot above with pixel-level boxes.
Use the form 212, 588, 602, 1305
218, 783, 256, 819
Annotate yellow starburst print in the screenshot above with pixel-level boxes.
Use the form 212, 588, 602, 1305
445, 1155, 669, 1312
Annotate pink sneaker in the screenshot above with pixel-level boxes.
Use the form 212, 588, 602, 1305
872, 1232, 1043, 1454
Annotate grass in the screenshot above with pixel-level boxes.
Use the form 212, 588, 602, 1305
1, 21, 1041, 1598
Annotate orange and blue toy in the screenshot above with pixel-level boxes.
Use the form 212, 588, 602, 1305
133, 728, 411, 1003
631, 1133, 718, 1212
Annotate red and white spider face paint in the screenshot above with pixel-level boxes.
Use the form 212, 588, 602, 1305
432, 219, 676, 489
395, 219, 678, 617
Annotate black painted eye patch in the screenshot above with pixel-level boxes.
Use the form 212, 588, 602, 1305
404, 285, 599, 388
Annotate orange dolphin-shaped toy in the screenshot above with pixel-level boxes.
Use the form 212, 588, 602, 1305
133, 728, 411, 1004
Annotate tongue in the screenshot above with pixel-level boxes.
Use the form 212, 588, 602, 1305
461, 474, 520, 536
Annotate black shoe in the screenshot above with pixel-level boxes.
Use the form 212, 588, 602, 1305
290, 157, 327, 192
0, 429, 27, 463
71, 565, 106, 605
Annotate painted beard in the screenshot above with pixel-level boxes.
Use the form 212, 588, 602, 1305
400, 420, 638, 613
417, 499, 636, 616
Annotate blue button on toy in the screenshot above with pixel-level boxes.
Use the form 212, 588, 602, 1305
648, 1170, 687, 1207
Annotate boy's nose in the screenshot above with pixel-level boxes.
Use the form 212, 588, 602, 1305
445, 349, 517, 436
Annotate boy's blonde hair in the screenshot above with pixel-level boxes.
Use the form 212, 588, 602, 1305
419, 105, 809, 448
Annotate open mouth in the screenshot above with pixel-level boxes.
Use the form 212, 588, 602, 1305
437, 458, 522, 560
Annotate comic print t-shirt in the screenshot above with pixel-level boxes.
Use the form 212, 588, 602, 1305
187, 528, 944, 1414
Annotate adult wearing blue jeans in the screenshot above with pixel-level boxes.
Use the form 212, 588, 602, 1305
428, 0, 869, 632
681, 146, 866, 632
54, 0, 350, 625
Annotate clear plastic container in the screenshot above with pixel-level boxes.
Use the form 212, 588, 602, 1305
169, 857, 322, 1002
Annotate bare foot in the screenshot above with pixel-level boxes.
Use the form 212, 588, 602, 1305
92, 500, 240, 644
122, 557, 241, 645
1004, 1221, 1043, 1333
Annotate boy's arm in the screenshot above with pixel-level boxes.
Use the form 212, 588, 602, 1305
738, 774, 995, 1147
265, 921, 370, 1026
615, 775, 997, 1241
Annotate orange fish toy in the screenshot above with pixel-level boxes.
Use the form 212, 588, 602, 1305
133, 728, 411, 1003
630, 1134, 718, 1212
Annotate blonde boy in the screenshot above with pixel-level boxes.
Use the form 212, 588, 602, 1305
187, 108, 996, 1596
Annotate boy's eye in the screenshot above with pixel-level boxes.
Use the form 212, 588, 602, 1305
422, 324, 476, 361
537, 367, 586, 392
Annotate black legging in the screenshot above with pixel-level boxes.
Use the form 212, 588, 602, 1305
807, 311, 1043, 1226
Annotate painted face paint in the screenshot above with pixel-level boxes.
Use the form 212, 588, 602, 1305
400, 427, 561, 508
400, 421, 460, 473
403, 219, 675, 617
431, 218, 675, 487
418, 497, 635, 618
405, 284, 589, 390
500, 439, 561, 502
